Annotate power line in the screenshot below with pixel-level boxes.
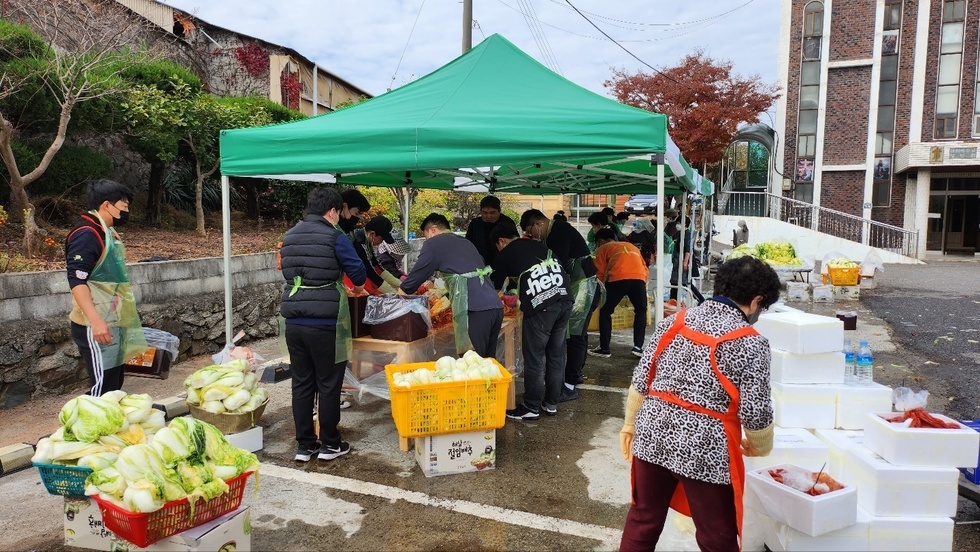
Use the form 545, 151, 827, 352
546, 0, 758, 30
516, 0, 563, 74
389, 0, 427, 92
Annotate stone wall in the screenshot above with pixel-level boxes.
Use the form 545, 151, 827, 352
0, 253, 284, 409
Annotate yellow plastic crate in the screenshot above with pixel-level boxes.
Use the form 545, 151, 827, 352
588, 299, 653, 331
828, 266, 860, 286
385, 359, 512, 438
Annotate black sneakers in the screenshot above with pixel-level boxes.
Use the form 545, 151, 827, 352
631, 346, 643, 358
506, 405, 540, 420
558, 387, 580, 402
541, 404, 558, 416
588, 347, 612, 358
318, 441, 351, 461
295, 446, 318, 462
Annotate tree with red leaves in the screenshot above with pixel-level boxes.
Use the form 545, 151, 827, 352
604, 51, 779, 170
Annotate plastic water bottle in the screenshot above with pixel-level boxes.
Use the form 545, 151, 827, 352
842, 339, 856, 384
855, 340, 874, 384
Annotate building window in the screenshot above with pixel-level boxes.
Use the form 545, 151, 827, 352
935, 0, 965, 138
974, 58, 980, 136
796, 3, 823, 201
804, 2, 824, 36
873, 157, 892, 206
884, 0, 903, 30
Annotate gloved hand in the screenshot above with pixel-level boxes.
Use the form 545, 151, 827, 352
381, 270, 402, 288
741, 423, 774, 456
620, 386, 644, 462
379, 281, 399, 294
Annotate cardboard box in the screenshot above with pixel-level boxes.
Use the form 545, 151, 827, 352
769, 349, 845, 384
835, 383, 892, 430
755, 312, 843, 354
224, 426, 263, 453
744, 464, 858, 537
123, 348, 172, 380
415, 429, 496, 477
813, 429, 864, 481
64, 498, 251, 552
832, 286, 860, 301
762, 506, 871, 551
772, 383, 839, 429
842, 445, 959, 517
863, 412, 980, 467
744, 427, 830, 473
785, 282, 810, 303
865, 509, 954, 551
811, 284, 834, 303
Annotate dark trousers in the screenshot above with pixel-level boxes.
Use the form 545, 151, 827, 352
565, 290, 601, 386
670, 262, 705, 304
71, 322, 125, 396
620, 458, 738, 552
521, 301, 572, 411
286, 323, 346, 449
599, 279, 648, 350
468, 308, 504, 360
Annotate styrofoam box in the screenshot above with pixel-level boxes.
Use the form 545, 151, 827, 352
742, 507, 770, 552
812, 285, 834, 303
785, 282, 810, 303
835, 383, 892, 430
864, 508, 954, 551
770, 349, 845, 384
842, 445, 959, 517
64, 498, 251, 552
813, 429, 864, 481
224, 425, 263, 453
755, 312, 844, 354
762, 506, 870, 552
863, 412, 980, 467
772, 383, 839, 429
832, 286, 860, 301
744, 427, 830, 472
744, 463, 858, 537
415, 429, 496, 477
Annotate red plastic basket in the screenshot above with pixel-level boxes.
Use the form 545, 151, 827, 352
92, 471, 252, 547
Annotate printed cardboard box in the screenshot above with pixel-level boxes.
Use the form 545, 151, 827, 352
415, 429, 496, 477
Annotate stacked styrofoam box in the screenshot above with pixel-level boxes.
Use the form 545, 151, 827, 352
835, 383, 892, 430
744, 427, 830, 472
744, 464, 858, 538
814, 429, 864, 482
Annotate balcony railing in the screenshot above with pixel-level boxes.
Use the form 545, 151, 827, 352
716, 190, 919, 258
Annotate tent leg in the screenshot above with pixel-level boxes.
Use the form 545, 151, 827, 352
221, 175, 233, 345
403, 185, 411, 274
655, 165, 665, 325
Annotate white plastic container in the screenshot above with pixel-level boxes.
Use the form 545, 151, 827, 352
762, 506, 870, 551
835, 383, 892, 430
785, 281, 810, 302
755, 312, 844, 354
865, 509, 954, 551
842, 445, 960, 517
772, 383, 839, 429
744, 427, 831, 473
770, 349, 845, 384
813, 429, 864, 481
744, 464, 858, 537
863, 412, 980, 467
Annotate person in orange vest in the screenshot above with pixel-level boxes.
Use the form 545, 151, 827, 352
619, 256, 780, 552
589, 227, 650, 359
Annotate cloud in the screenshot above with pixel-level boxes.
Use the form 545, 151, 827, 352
163, 0, 779, 99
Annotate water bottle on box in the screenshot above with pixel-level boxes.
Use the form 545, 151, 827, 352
842, 339, 856, 383
855, 340, 873, 384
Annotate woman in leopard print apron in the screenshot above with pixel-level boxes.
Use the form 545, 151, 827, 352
619, 257, 781, 552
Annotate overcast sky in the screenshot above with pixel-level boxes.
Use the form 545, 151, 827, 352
163, 0, 780, 117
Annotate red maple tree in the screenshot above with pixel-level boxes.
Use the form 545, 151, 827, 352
605, 50, 779, 170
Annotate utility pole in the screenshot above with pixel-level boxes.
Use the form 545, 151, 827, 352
462, 0, 473, 53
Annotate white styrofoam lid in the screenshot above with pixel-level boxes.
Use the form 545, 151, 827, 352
757, 311, 842, 327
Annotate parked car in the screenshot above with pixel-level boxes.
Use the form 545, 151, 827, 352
624, 194, 658, 214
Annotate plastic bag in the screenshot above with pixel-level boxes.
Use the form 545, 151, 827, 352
142, 327, 179, 362
212, 329, 265, 367
362, 294, 432, 328
861, 249, 885, 276
893, 386, 928, 411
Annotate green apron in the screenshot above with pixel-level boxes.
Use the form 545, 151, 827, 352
566, 255, 599, 337
443, 265, 494, 355
86, 212, 147, 368
284, 277, 352, 363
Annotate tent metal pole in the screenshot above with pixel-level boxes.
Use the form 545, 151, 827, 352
221, 175, 233, 345
655, 157, 665, 325
403, 185, 411, 274
679, 192, 688, 304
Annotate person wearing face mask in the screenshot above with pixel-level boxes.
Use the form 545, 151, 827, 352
66, 179, 147, 396
280, 187, 367, 462
465, 195, 515, 266
618, 256, 780, 552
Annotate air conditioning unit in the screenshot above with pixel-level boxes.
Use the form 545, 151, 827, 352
973, 114, 980, 137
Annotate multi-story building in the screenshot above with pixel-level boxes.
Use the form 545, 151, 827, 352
775, 0, 980, 257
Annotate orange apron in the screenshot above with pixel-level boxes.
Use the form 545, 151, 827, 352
639, 309, 758, 549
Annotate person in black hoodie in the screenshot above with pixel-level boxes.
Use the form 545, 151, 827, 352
491, 219, 573, 420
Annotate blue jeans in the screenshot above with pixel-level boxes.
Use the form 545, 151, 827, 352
521, 301, 572, 412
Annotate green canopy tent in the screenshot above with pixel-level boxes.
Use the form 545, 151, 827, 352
217, 34, 712, 343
